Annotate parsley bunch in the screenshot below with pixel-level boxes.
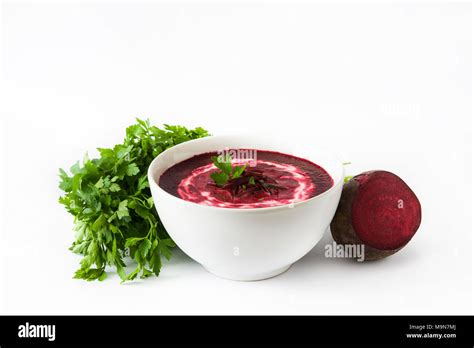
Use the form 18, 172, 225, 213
59, 119, 209, 282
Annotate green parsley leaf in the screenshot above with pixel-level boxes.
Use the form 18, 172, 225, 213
211, 155, 233, 175
125, 163, 140, 176
210, 171, 229, 186
210, 153, 248, 186
231, 164, 248, 179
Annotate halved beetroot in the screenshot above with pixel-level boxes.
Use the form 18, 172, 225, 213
330, 170, 422, 261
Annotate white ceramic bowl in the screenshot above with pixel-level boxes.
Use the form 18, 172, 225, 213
148, 135, 344, 281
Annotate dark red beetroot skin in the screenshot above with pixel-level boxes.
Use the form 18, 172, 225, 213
330, 171, 422, 261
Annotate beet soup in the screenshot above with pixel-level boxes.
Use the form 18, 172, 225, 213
159, 149, 334, 209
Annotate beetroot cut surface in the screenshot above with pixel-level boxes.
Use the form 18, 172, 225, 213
351, 171, 421, 250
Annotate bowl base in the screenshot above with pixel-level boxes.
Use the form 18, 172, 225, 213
202, 264, 292, 281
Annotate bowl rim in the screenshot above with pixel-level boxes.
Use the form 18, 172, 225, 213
147, 135, 345, 213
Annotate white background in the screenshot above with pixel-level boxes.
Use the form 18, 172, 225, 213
0, 1, 472, 315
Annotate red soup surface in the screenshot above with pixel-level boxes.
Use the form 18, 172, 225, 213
159, 149, 334, 209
